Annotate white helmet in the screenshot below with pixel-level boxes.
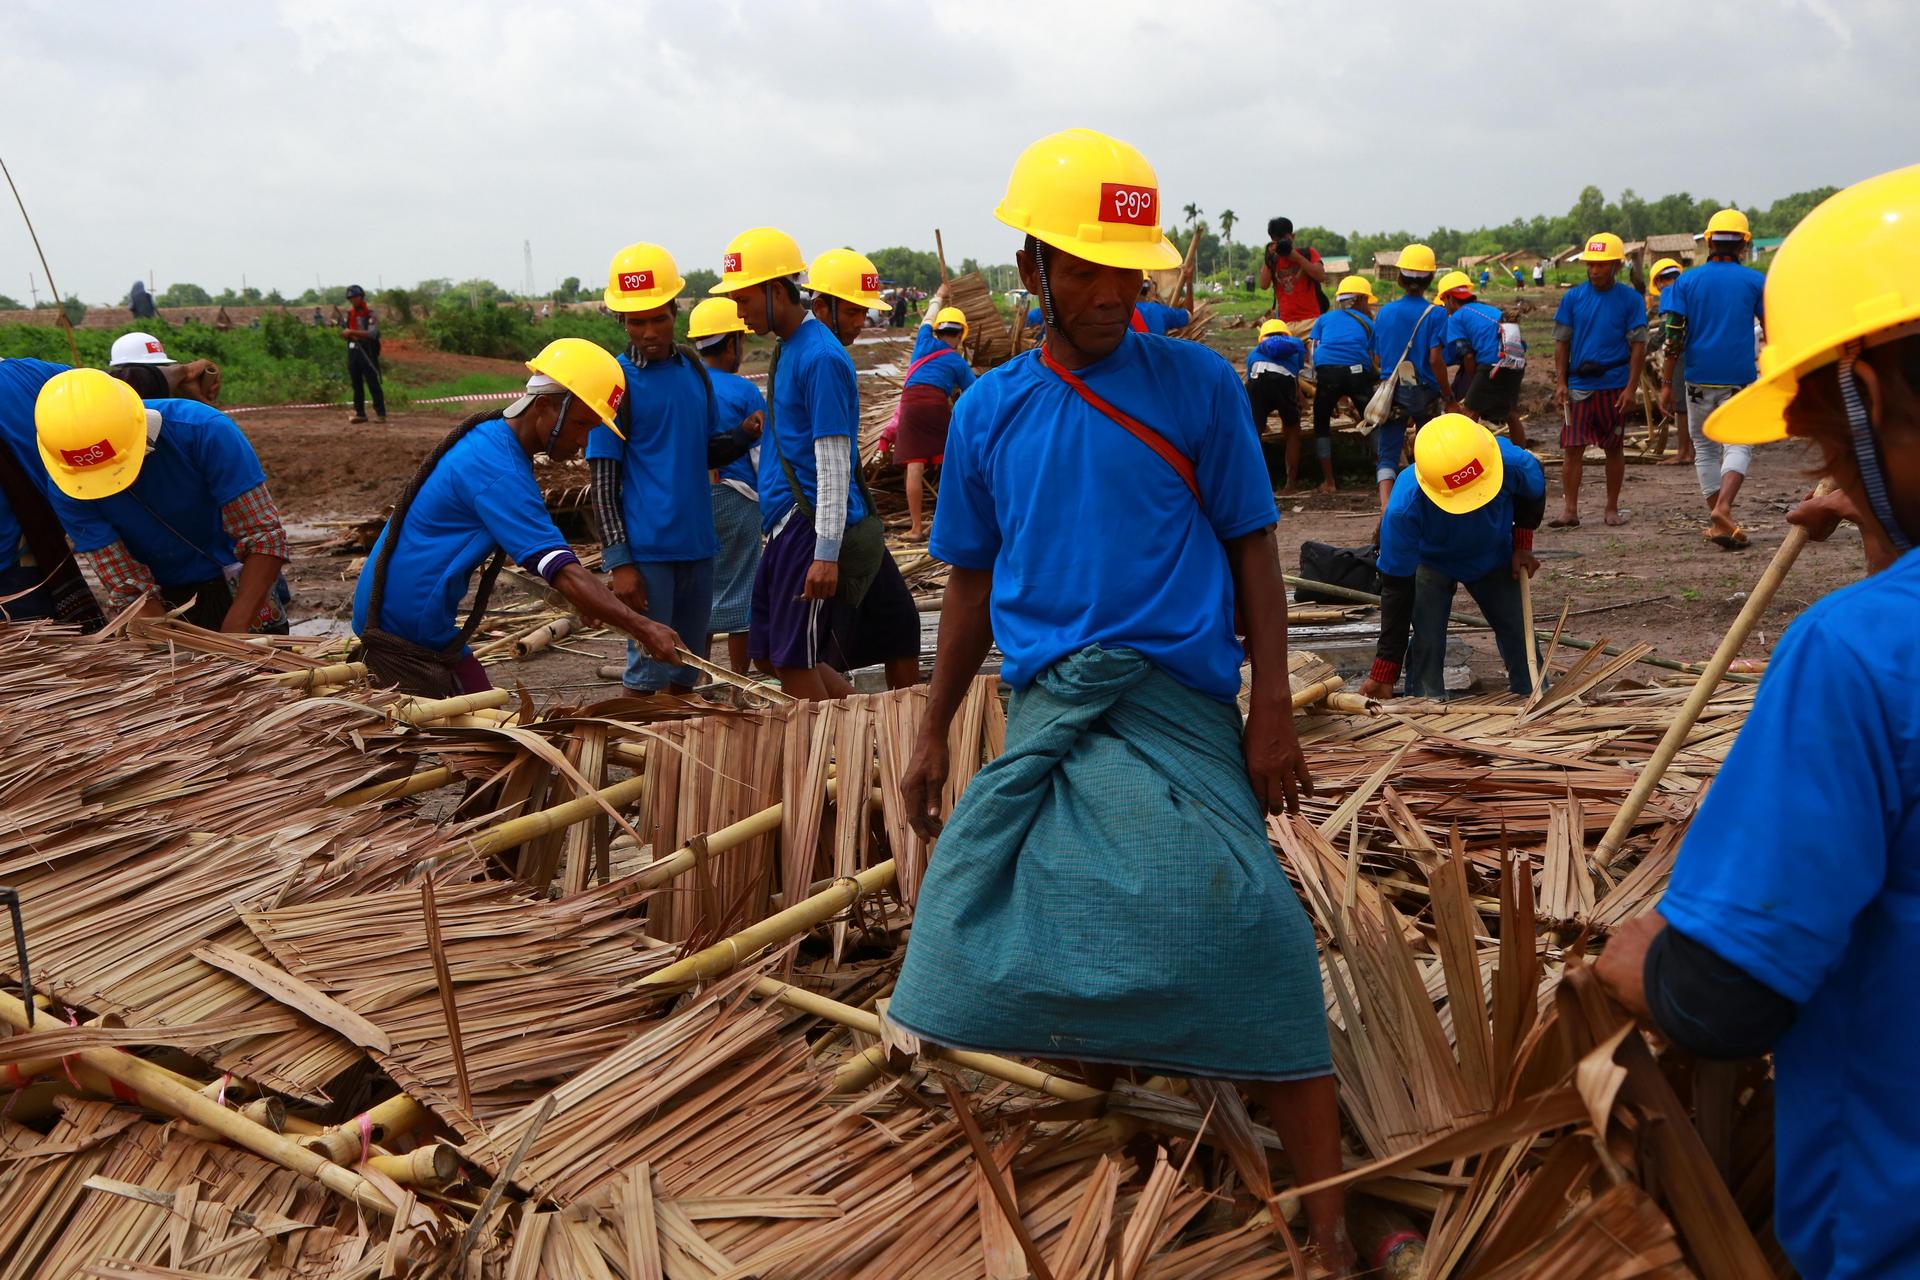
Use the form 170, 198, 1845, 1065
109, 332, 174, 366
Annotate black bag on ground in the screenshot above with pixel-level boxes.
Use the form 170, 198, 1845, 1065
1297, 541, 1379, 602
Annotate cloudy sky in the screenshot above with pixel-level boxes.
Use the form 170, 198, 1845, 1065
4, 0, 1910, 305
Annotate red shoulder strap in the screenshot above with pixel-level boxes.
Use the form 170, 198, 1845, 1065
903, 346, 957, 380
1037, 343, 1202, 507
1129, 307, 1149, 332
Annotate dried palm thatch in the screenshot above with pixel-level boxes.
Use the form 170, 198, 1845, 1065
0, 620, 1785, 1278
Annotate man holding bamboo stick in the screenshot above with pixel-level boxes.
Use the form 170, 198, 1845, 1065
889, 128, 1353, 1271
1595, 165, 1920, 1280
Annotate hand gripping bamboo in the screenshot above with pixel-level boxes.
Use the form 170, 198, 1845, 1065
1595, 491, 1825, 867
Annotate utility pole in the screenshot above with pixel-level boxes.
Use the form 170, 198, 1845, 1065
27, 273, 38, 307
523, 240, 535, 298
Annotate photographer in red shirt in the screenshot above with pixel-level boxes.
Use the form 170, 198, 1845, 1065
1257, 217, 1328, 338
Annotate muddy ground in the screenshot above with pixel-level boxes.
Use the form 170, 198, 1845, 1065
249, 319, 1864, 700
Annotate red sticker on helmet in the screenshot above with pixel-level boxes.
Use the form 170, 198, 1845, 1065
722, 252, 742, 274
1442, 458, 1485, 490
860, 273, 880, 292
60, 439, 118, 468
144, 340, 162, 354
1099, 182, 1158, 227
618, 270, 654, 292
607, 384, 624, 412
1587, 240, 1608, 253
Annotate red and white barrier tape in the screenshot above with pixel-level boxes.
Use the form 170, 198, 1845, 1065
224, 390, 523, 416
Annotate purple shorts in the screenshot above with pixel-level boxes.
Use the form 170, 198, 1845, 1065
748, 511, 921, 673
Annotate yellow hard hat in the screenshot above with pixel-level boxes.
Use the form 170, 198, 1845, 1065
525, 337, 628, 433
1336, 275, 1376, 301
806, 248, 888, 311
933, 305, 970, 337
712, 227, 806, 295
1576, 233, 1626, 262
35, 368, 148, 499
1705, 208, 1752, 240
1650, 257, 1683, 282
1398, 243, 1438, 275
1413, 413, 1505, 515
1435, 270, 1473, 298
1705, 163, 1920, 445
1258, 318, 1289, 339
994, 128, 1182, 272
602, 242, 686, 313
686, 297, 747, 341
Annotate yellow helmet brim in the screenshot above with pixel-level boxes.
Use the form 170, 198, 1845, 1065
602, 275, 687, 313
1416, 443, 1505, 515
996, 206, 1183, 271
1703, 369, 1795, 445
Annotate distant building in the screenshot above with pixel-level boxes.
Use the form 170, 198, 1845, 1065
1372, 249, 1402, 283
1321, 255, 1353, 277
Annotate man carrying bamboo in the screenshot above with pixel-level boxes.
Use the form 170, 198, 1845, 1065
1358, 414, 1544, 700
889, 128, 1352, 1271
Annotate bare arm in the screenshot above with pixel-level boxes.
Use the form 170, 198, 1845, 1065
551, 562, 676, 660
1296, 250, 1327, 284
1428, 345, 1453, 406
1620, 336, 1649, 413
1553, 337, 1571, 407
901, 566, 995, 838
1228, 526, 1313, 813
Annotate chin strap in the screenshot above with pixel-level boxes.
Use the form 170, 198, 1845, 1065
1033, 240, 1059, 334
544, 393, 574, 456
1839, 342, 1914, 554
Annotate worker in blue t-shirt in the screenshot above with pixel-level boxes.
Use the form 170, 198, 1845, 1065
1132, 280, 1191, 335
713, 228, 920, 700
687, 298, 768, 676
1244, 319, 1314, 491
1359, 415, 1544, 700
1369, 244, 1455, 508
1439, 274, 1530, 446
353, 340, 677, 696
891, 282, 978, 538
890, 128, 1352, 1272
0, 358, 102, 625
1659, 210, 1768, 550
1305, 277, 1378, 494
34, 369, 292, 634
1552, 233, 1647, 528
1596, 164, 1920, 1280
589, 243, 759, 696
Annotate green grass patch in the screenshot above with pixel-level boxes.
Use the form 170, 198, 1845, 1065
0, 313, 347, 404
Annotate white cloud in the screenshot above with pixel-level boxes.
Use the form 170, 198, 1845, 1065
2, 0, 1913, 305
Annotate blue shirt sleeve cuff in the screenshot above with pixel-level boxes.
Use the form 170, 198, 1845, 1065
813, 535, 843, 563
601, 543, 635, 570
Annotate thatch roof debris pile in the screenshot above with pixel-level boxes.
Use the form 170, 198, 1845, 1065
0, 622, 1782, 1277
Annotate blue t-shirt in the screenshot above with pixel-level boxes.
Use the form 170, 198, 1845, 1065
1554, 282, 1647, 391
709, 368, 767, 493
1025, 306, 1043, 327
903, 324, 978, 397
1308, 309, 1374, 368
931, 331, 1278, 703
50, 398, 265, 587
0, 358, 68, 574
1133, 300, 1192, 335
585, 351, 717, 562
1244, 335, 1306, 379
352, 416, 569, 650
757, 317, 867, 534
1376, 439, 1544, 584
1371, 297, 1449, 388
1659, 260, 1766, 387
1447, 301, 1503, 366
1658, 550, 1920, 1280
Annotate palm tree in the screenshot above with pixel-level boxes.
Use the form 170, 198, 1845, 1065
1218, 209, 1237, 277
1182, 202, 1202, 240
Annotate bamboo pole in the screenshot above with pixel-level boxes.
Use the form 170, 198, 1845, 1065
622, 777, 861, 892
1520, 571, 1541, 695
267, 661, 367, 689
1595, 510, 1819, 867
387, 689, 511, 725
0, 991, 395, 1217
303, 1093, 435, 1166
368, 1143, 460, 1188
331, 766, 459, 808
466, 773, 650, 858
1290, 677, 1344, 711
752, 976, 1102, 1103
639, 859, 899, 988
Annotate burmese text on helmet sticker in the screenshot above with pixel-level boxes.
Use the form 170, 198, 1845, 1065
61, 439, 118, 468
1099, 183, 1156, 227
1443, 458, 1484, 490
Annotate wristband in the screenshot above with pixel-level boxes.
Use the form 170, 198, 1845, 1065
1512, 527, 1534, 551
1368, 658, 1401, 687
